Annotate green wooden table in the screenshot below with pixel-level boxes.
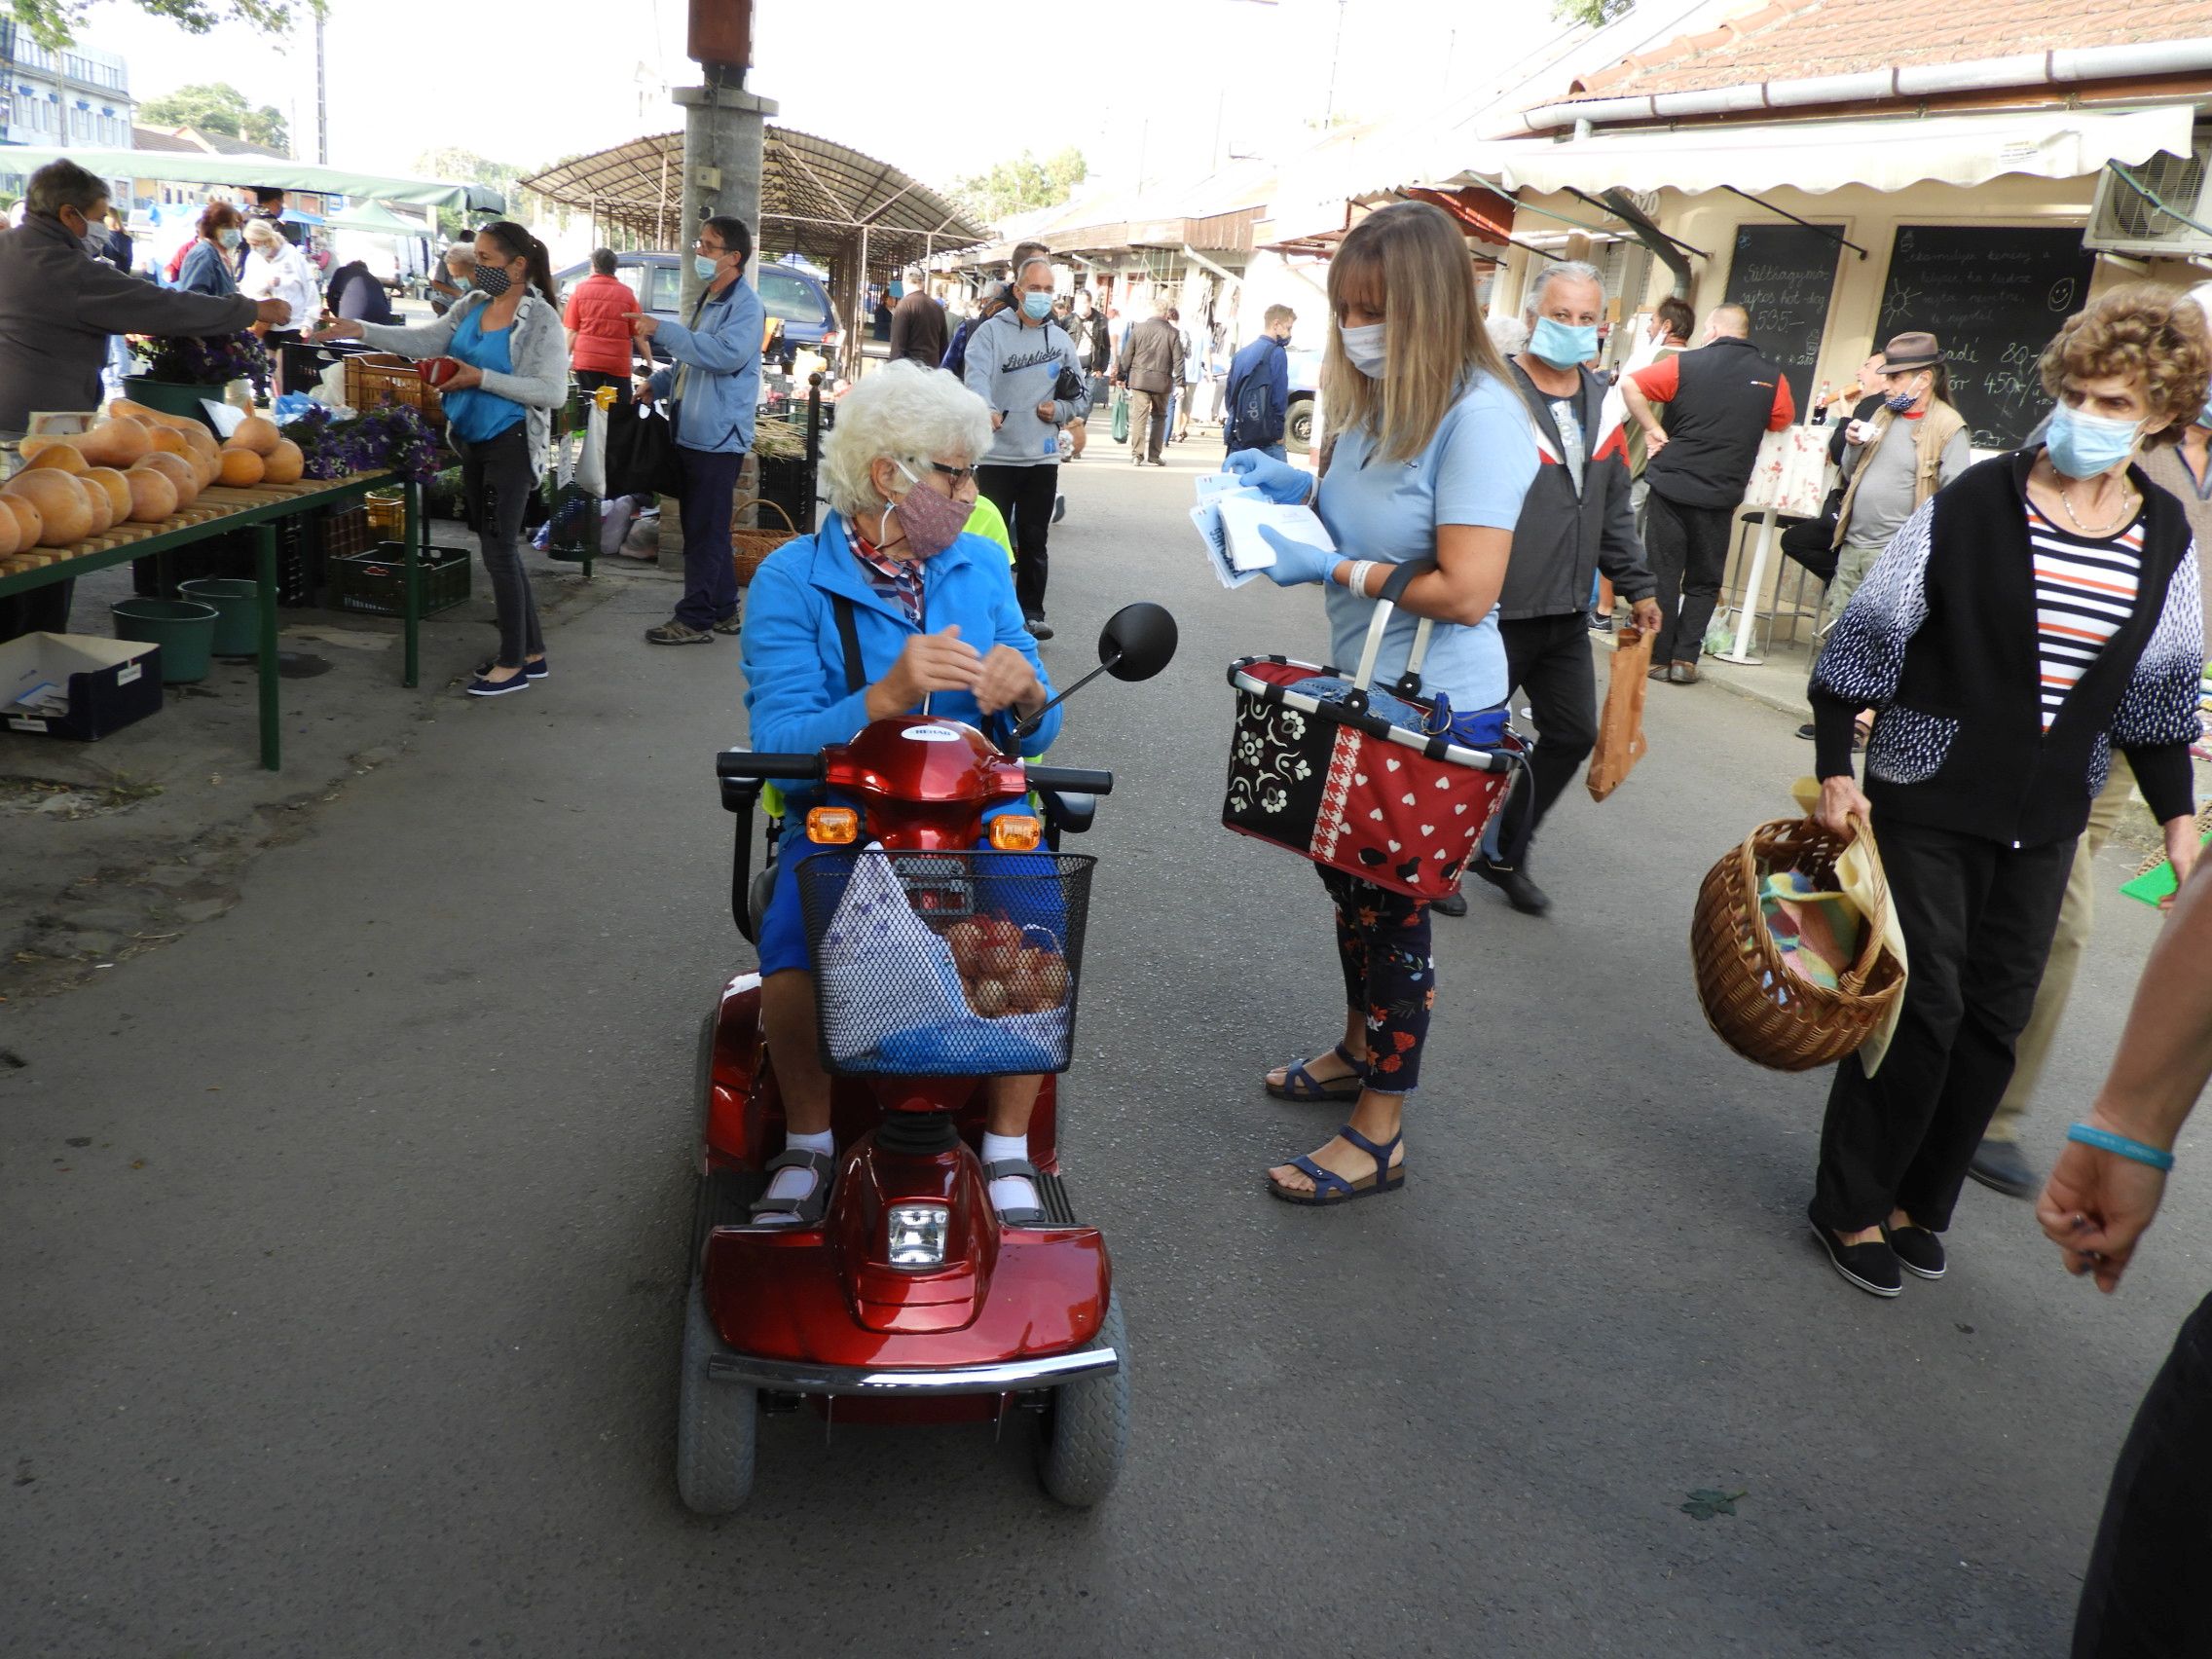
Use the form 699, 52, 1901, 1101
0, 471, 424, 772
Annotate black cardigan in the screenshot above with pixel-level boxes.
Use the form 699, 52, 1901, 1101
1810, 449, 2201, 847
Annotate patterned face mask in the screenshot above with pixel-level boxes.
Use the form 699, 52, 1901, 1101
883, 461, 972, 560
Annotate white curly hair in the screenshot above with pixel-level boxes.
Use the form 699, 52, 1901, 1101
821, 360, 995, 521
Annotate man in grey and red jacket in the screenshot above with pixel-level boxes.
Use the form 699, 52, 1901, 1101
1452, 261, 1660, 919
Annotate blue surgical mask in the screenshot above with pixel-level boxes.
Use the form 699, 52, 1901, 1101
2046, 401, 2143, 480
1021, 291, 1053, 321
694, 254, 720, 280
219, 228, 241, 250
1340, 321, 1385, 379
1530, 315, 1599, 370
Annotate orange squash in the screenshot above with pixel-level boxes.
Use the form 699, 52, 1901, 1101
216, 446, 265, 487
0, 494, 42, 550
18, 437, 89, 474
132, 451, 199, 505
2, 468, 93, 545
81, 466, 132, 524
229, 414, 282, 457
80, 420, 152, 468
260, 437, 304, 484
125, 465, 178, 523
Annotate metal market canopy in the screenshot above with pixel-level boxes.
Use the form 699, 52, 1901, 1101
1453, 103, 2195, 197
0, 146, 504, 210
518, 127, 987, 273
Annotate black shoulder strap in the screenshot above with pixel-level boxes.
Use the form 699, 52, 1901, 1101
830, 594, 866, 696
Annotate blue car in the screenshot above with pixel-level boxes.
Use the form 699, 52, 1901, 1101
553, 252, 841, 368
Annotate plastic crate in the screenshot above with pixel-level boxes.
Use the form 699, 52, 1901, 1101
344, 353, 445, 431
322, 503, 372, 562
328, 541, 471, 617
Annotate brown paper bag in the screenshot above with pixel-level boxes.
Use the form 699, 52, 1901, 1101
1586, 625, 1652, 801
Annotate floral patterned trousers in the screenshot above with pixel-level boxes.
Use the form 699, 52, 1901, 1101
1316, 866, 1434, 1095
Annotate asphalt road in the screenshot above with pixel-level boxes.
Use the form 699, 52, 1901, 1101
3, 438, 2197, 1657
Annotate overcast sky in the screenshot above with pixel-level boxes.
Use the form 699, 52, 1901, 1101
77, 0, 1570, 200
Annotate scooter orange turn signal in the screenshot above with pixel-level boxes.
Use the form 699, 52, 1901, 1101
988, 815, 1042, 851
806, 806, 860, 844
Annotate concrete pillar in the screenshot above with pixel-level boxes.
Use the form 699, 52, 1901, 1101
673, 84, 778, 317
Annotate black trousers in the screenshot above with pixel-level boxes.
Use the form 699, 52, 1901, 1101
2074, 1289, 2212, 1657
574, 368, 632, 404
976, 461, 1057, 621
1643, 492, 1735, 664
1493, 611, 1599, 868
1809, 817, 2072, 1234
451, 426, 545, 668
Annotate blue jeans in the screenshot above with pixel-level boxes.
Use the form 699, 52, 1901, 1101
675, 443, 743, 630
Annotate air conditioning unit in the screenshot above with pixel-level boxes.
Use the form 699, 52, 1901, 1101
2086, 129, 2212, 257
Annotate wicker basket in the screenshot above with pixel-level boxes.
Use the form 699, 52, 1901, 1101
1690, 815, 1905, 1072
730, 496, 798, 587
345, 353, 446, 431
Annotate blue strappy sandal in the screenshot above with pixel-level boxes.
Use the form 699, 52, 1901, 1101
1266, 1043, 1368, 1103
1267, 1124, 1406, 1205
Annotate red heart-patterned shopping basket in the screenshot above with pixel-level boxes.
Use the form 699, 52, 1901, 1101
1222, 560, 1525, 900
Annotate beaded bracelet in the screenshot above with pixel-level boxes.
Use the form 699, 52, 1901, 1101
2067, 1123, 2177, 1171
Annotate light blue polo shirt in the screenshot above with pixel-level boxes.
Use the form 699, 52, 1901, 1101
1317, 372, 1539, 709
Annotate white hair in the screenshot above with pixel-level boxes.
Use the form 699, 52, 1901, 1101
444, 244, 477, 268
1487, 314, 1530, 357
243, 219, 282, 247
1524, 259, 1605, 320
820, 360, 994, 521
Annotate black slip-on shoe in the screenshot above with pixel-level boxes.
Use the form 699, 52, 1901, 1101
1968, 1138, 2038, 1198
1811, 1223, 1903, 1298
1469, 855, 1552, 916
1883, 1222, 1947, 1280
1795, 721, 1818, 740
1024, 615, 1055, 642
1429, 887, 1468, 917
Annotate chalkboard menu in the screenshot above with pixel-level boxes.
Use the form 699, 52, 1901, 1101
1874, 225, 2096, 449
1725, 223, 1846, 414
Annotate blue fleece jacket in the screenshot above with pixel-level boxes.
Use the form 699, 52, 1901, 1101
740, 513, 1061, 808
647, 274, 764, 455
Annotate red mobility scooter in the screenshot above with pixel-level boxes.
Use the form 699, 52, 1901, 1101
679, 605, 1178, 1514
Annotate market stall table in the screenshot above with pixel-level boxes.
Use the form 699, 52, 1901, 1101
0, 471, 426, 772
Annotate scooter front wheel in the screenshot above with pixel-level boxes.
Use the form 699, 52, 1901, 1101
677, 1272, 758, 1515
1036, 1294, 1128, 1508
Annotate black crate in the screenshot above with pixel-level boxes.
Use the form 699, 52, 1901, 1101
130, 513, 328, 608
756, 454, 816, 535
328, 541, 471, 617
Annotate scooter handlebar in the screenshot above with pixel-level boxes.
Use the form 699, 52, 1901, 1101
715, 751, 825, 781
1024, 764, 1114, 796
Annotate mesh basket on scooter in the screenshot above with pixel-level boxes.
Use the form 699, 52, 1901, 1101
795, 848, 1095, 1077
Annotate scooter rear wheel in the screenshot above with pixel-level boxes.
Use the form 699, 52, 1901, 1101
1036, 1294, 1128, 1508
677, 1272, 758, 1515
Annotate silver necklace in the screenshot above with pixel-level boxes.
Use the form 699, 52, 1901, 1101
2057, 478, 2137, 537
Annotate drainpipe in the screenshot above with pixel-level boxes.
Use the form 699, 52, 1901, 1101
1494, 36, 2212, 136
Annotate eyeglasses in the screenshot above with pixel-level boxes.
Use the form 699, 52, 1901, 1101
927, 461, 977, 486
692, 239, 725, 255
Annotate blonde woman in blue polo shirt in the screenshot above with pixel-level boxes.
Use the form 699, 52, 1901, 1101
1224, 201, 1539, 1206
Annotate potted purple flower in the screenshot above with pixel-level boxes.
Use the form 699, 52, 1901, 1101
123, 332, 272, 432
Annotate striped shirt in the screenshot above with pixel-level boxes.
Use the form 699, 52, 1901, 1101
2027, 498, 2146, 731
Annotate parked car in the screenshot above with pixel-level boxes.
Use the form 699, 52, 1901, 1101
1284, 346, 1323, 454
551, 252, 841, 368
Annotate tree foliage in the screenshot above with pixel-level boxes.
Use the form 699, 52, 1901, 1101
1550, 0, 1634, 26
138, 81, 289, 151
413, 148, 528, 241
951, 148, 1088, 226
6, 0, 319, 51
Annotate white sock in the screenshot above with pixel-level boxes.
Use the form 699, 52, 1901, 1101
756, 1129, 835, 1227
982, 1131, 1038, 1216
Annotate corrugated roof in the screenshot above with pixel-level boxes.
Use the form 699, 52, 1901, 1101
1568, 0, 2212, 98
518, 127, 986, 276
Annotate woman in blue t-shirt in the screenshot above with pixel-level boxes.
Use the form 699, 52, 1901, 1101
313, 222, 569, 695
1223, 201, 1539, 1206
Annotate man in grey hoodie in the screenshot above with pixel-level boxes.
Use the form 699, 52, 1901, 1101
964, 251, 1089, 639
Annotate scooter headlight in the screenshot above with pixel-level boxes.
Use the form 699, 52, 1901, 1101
886, 1202, 949, 1269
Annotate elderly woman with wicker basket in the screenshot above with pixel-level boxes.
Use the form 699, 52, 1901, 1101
1803, 284, 2209, 1299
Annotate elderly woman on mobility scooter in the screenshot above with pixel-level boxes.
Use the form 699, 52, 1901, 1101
738, 359, 1063, 1226
1223, 201, 1540, 1205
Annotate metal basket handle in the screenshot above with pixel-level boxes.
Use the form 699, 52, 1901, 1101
1346, 557, 1439, 709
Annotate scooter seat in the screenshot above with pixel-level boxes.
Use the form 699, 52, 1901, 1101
1040, 790, 1096, 835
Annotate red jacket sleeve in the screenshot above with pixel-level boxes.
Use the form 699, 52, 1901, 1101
1768, 374, 1796, 431
1627, 355, 1679, 401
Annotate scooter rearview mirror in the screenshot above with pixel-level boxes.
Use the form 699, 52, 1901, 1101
1010, 604, 1180, 741
1097, 603, 1178, 682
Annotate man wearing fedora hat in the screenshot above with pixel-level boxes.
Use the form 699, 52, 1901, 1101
1821, 331, 1972, 633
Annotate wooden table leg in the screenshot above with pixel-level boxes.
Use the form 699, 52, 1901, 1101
403, 479, 421, 688
255, 522, 280, 771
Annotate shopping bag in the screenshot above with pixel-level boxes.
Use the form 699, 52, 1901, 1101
575, 400, 608, 498
1586, 625, 1652, 801
1110, 388, 1130, 443
603, 400, 682, 500
1744, 426, 1833, 517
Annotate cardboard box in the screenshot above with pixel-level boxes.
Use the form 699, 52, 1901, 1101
0, 632, 162, 741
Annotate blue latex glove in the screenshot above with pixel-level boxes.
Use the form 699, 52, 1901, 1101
1257, 524, 1338, 587
1223, 448, 1313, 505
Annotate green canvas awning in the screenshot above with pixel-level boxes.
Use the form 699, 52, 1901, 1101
0, 147, 502, 211
323, 201, 434, 236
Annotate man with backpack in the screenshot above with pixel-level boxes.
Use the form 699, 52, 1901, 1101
1223, 305, 1294, 460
